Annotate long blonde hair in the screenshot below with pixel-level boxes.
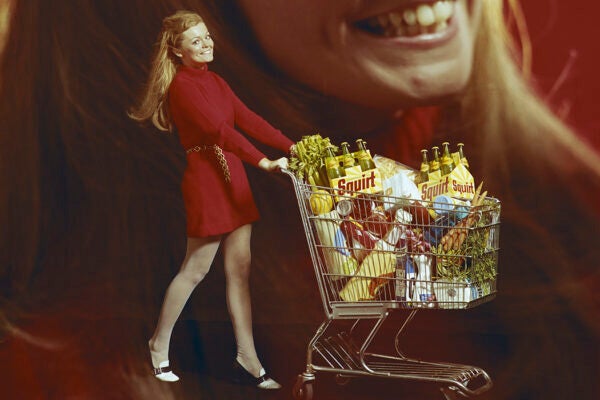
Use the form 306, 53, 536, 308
129, 10, 204, 131
463, 0, 600, 181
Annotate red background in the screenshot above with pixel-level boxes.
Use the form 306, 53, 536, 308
522, 0, 600, 150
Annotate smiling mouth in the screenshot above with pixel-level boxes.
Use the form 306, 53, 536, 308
354, 0, 456, 38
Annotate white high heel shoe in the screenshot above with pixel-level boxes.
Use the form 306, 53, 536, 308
152, 360, 180, 382
232, 359, 281, 389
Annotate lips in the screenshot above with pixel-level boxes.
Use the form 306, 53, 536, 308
354, 0, 456, 38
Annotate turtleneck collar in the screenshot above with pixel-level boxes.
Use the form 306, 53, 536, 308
179, 63, 209, 76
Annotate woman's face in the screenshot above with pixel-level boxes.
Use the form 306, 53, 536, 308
175, 22, 214, 67
238, 0, 482, 111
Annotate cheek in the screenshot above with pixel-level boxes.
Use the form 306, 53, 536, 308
246, 12, 343, 97
239, 0, 328, 62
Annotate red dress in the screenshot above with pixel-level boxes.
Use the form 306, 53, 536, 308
169, 65, 294, 237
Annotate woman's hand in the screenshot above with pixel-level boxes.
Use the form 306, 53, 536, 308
258, 157, 288, 172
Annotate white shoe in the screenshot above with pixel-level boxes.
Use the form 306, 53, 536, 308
256, 368, 282, 389
233, 359, 281, 390
153, 360, 180, 382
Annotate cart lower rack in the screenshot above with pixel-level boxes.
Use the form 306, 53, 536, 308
283, 169, 501, 399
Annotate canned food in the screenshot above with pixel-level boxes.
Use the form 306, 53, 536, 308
349, 194, 376, 222
335, 199, 353, 217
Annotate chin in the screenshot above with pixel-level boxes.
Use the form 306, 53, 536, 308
406, 70, 471, 103
332, 70, 471, 111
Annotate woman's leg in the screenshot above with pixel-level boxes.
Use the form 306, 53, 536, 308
149, 235, 221, 368
221, 224, 264, 376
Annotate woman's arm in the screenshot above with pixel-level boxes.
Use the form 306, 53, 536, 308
216, 75, 294, 153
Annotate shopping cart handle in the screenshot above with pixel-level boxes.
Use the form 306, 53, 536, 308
279, 168, 296, 179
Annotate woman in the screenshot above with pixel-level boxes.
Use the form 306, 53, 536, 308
129, 11, 292, 388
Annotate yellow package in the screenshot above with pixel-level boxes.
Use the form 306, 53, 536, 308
418, 163, 475, 202
329, 165, 383, 200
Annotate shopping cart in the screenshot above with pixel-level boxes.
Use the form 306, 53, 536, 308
283, 169, 501, 400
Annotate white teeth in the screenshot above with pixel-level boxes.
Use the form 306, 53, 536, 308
435, 20, 448, 32
416, 5, 436, 27
360, 0, 456, 37
433, 1, 453, 22
403, 9, 417, 26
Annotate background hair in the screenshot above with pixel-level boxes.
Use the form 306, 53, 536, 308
129, 10, 204, 131
463, 0, 600, 184
0, 2, 188, 397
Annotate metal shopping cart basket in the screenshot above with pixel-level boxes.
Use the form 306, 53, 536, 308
283, 169, 501, 400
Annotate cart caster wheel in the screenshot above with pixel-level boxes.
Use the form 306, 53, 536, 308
292, 375, 314, 400
335, 374, 351, 386
440, 386, 466, 399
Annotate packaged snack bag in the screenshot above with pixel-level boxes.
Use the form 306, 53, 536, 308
373, 155, 421, 208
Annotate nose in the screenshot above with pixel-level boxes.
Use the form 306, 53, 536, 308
201, 38, 212, 48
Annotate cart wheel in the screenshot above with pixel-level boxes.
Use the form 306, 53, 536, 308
292, 375, 314, 400
440, 386, 466, 399
334, 374, 351, 386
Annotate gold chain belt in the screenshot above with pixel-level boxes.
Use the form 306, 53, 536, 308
186, 144, 231, 183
